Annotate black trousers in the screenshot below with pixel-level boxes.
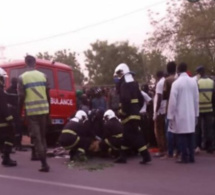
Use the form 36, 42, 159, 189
59, 133, 91, 154
100, 137, 122, 151
121, 120, 147, 152
0, 125, 15, 154
10, 106, 23, 146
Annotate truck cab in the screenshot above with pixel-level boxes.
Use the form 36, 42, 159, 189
0, 59, 77, 145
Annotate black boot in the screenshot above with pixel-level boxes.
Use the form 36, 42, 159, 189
114, 150, 127, 164
39, 157, 50, 172
140, 150, 151, 164
2, 154, 17, 167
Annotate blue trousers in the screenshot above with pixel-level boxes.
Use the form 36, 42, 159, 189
166, 119, 180, 157
178, 133, 195, 162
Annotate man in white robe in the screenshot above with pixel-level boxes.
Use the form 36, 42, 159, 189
168, 62, 199, 163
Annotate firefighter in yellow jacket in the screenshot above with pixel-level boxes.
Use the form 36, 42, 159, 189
18, 55, 50, 172
0, 68, 17, 167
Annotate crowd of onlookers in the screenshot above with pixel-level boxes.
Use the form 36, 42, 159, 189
76, 62, 215, 161
76, 84, 156, 150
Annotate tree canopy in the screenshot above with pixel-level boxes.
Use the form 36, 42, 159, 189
37, 49, 85, 85
84, 40, 146, 85
142, 49, 167, 80
145, 0, 215, 73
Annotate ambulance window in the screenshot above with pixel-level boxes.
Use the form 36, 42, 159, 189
58, 71, 72, 91
37, 68, 54, 89
10, 68, 28, 79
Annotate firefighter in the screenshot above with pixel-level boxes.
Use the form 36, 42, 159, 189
58, 110, 93, 161
0, 68, 17, 167
98, 109, 123, 158
6, 77, 27, 151
113, 63, 151, 164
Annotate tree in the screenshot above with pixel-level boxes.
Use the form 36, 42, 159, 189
84, 40, 145, 85
37, 50, 85, 85
141, 49, 167, 80
145, 0, 215, 73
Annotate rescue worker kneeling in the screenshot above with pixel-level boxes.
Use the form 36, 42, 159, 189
0, 68, 17, 167
97, 109, 123, 158
58, 110, 93, 161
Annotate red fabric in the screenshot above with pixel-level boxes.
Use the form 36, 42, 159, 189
186, 71, 192, 77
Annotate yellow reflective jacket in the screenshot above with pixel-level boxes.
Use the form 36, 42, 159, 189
198, 78, 214, 113
21, 70, 49, 116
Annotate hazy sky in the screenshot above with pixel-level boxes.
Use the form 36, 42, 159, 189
0, 0, 168, 65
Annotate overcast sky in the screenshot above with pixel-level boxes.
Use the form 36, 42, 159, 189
0, 0, 168, 66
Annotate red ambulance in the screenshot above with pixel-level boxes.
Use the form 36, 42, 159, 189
0, 59, 77, 145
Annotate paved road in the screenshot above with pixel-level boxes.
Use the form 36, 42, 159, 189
0, 150, 214, 195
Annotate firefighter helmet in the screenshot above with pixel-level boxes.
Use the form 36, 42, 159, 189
103, 109, 116, 121
75, 110, 88, 123
0, 68, 8, 78
114, 63, 130, 78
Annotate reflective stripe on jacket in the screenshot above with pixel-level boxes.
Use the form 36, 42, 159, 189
21, 70, 49, 116
198, 78, 214, 113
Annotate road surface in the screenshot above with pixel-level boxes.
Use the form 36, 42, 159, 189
0, 149, 214, 195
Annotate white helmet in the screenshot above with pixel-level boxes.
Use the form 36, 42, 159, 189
75, 110, 88, 123
0, 68, 8, 78
114, 63, 130, 78
103, 109, 116, 121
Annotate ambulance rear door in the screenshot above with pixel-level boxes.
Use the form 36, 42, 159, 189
51, 67, 76, 125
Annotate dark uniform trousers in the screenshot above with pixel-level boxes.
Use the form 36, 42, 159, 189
100, 136, 122, 151
9, 106, 23, 147
58, 132, 91, 155
121, 120, 147, 152
0, 124, 14, 154
0, 86, 15, 155
27, 114, 47, 159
